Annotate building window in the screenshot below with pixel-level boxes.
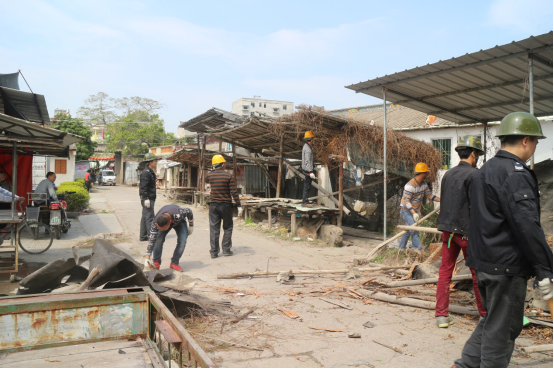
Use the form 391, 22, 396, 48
55, 159, 67, 174
251, 102, 255, 108
242, 115, 249, 118
259, 103, 262, 107
432, 139, 451, 169
264, 103, 266, 108
243, 105, 249, 110
283, 105, 287, 110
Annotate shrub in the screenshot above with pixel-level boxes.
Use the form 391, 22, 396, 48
75, 178, 86, 188
57, 184, 90, 212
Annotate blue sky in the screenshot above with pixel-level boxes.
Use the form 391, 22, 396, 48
1, 0, 552, 134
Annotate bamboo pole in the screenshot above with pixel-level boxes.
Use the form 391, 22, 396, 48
217, 265, 408, 279
387, 274, 472, 287
363, 206, 440, 261
396, 225, 442, 235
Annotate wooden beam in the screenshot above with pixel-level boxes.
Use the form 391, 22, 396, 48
217, 265, 408, 279
396, 225, 442, 235
276, 136, 284, 198
308, 176, 401, 201
387, 274, 472, 287
232, 144, 237, 184
338, 164, 344, 227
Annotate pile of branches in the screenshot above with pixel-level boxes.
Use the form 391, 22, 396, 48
272, 105, 441, 179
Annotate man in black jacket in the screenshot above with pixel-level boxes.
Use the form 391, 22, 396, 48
455, 112, 553, 368
139, 153, 158, 241
435, 135, 486, 329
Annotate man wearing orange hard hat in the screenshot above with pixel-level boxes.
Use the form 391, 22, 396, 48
398, 162, 440, 251
302, 130, 316, 207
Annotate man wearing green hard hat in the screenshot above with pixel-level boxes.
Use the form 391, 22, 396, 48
435, 135, 486, 329
455, 112, 552, 367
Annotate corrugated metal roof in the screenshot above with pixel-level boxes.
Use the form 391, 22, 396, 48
0, 112, 82, 157
0, 87, 51, 125
179, 108, 244, 133
330, 104, 453, 129
0, 73, 20, 90
346, 32, 553, 124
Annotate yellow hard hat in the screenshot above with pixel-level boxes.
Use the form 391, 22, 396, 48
414, 162, 429, 173
212, 154, 226, 166
304, 130, 315, 139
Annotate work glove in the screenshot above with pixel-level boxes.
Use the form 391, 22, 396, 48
188, 224, 194, 236
309, 173, 316, 180
144, 199, 150, 209
537, 278, 553, 301
143, 255, 154, 270
412, 213, 420, 222
237, 206, 244, 218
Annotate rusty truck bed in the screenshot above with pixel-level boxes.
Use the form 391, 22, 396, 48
0, 287, 215, 368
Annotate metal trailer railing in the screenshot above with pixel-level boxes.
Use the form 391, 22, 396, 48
0, 287, 216, 368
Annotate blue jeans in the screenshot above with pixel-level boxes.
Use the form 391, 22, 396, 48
153, 221, 188, 265
399, 209, 421, 250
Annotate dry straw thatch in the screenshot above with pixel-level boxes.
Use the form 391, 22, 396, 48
271, 105, 441, 180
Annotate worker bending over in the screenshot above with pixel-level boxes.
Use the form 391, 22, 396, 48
144, 204, 194, 272
435, 135, 486, 328
399, 163, 440, 251
206, 154, 242, 259
455, 112, 553, 368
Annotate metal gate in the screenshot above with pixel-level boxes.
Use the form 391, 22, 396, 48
124, 162, 139, 185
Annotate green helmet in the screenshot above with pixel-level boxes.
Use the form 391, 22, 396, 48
143, 153, 158, 162
455, 135, 484, 154
496, 112, 546, 139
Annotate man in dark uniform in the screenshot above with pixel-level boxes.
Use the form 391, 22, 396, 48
139, 153, 158, 241
435, 135, 486, 328
144, 204, 194, 271
206, 154, 242, 259
455, 112, 553, 368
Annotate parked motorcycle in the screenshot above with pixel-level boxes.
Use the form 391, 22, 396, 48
49, 192, 73, 239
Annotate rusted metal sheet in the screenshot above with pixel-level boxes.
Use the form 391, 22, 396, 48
0, 297, 147, 352
0, 287, 216, 368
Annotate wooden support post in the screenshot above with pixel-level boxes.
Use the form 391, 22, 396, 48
291, 212, 297, 236
232, 144, 237, 184
267, 208, 272, 229
202, 136, 207, 191
276, 136, 284, 198
186, 165, 192, 187
338, 163, 344, 227
219, 140, 222, 153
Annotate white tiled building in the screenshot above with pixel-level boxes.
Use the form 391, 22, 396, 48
232, 97, 293, 119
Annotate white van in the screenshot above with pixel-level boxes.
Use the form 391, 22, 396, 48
99, 169, 116, 186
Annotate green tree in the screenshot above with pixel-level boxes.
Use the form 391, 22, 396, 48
105, 111, 176, 156
52, 114, 97, 160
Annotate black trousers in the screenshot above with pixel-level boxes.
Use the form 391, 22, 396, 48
140, 200, 155, 239
302, 173, 312, 204
209, 203, 233, 256
455, 271, 527, 368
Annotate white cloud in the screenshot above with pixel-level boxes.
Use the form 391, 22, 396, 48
488, 0, 552, 33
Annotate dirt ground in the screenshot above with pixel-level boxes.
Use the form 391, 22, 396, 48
93, 185, 551, 368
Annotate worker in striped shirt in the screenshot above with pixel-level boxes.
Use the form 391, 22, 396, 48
399, 162, 440, 251
206, 154, 242, 259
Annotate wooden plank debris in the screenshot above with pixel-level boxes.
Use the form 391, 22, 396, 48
521, 344, 553, 353
372, 340, 403, 354
277, 308, 301, 321
319, 297, 353, 310
387, 274, 473, 287
217, 265, 408, 279
358, 290, 480, 316
396, 225, 442, 235
308, 327, 343, 332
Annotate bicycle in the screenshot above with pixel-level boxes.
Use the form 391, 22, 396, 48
0, 202, 53, 254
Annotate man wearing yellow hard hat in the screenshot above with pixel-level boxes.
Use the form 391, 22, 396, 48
205, 154, 242, 258
302, 130, 316, 207
398, 162, 440, 251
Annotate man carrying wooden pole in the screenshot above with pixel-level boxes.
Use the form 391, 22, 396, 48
301, 130, 316, 207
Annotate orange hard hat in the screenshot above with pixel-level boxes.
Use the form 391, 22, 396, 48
414, 162, 429, 173
304, 130, 315, 139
